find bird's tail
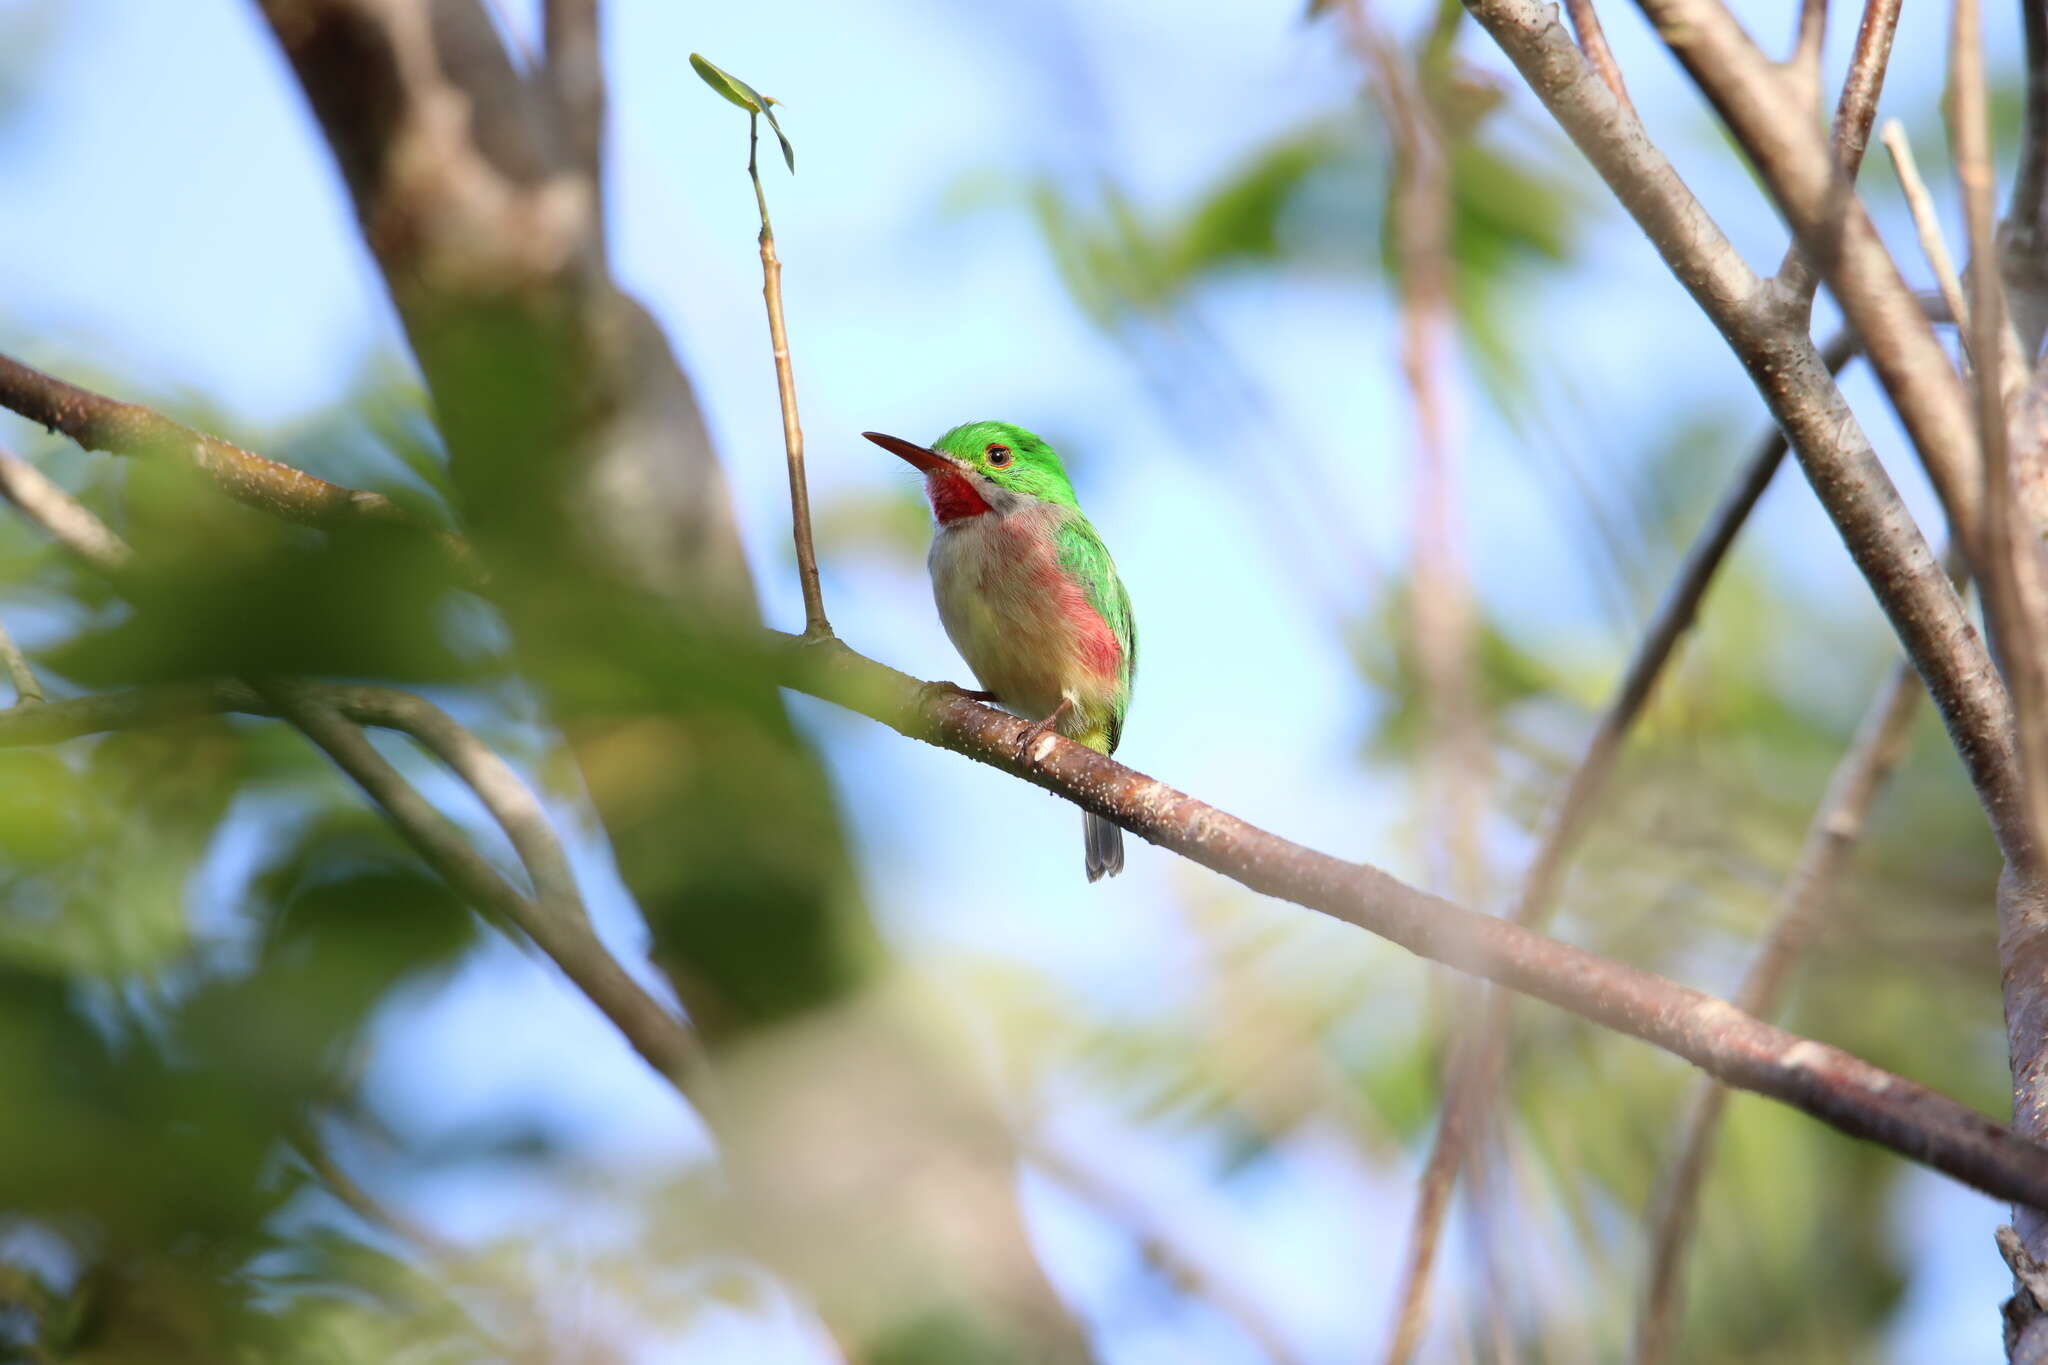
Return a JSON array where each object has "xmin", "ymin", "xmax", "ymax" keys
[{"xmin": 1084, "ymin": 811, "xmax": 1124, "ymax": 882}]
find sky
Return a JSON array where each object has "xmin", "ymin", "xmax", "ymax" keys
[{"xmin": 0, "ymin": 0, "xmax": 2029, "ymax": 1360}]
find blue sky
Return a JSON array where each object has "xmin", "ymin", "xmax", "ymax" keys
[{"xmin": 0, "ymin": 0, "xmax": 2028, "ymax": 1359}]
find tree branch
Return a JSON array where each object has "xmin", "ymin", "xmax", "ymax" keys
[
  {"xmin": 265, "ymin": 680, "xmax": 709, "ymax": 1100},
  {"xmin": 1775, "ymin": 0, "xmax": 1904, "ymax": 303},
  {"xmin": 1463, "ymin": 0, "xmax": 2025, "ymax": 867},
  {"xmin": 1628, "ymin": 0, "xmax": 1988, "ymax": 555},
  {"xmin": 0, "ymin": 354, "xmax": 428, "ymax": 535},
  {"xmin": 775, "ymin": 632, "xmax": 2048, "ymax": 1209},
  {"xmin": 1563, "ymin": 0, "xmax": 1633, "ymax": 112},
  {"xmin": 1885, "ymin": 121, "xmax": 1976, "ymax": 350}
]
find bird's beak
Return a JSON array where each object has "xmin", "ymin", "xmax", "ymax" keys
[{"xmin": 863, "ymin": 431, "xmax": 954, "ymax": 474}]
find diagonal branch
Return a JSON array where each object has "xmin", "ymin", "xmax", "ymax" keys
[{"xmin": 0, "ymin": 354, "xmax": 429, "ymax": 535}]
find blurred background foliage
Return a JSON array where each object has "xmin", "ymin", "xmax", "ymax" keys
[{"xmin": 0, "ymin": 0, "xmax": 2031, "ymax": 1361}]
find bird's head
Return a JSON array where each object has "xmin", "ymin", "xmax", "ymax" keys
[{"xmin": 864, "ymin": 421, "xmax": 1079, "ymax": 523}]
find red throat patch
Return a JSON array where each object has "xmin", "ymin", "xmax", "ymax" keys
[{"xmin": 926, "ymin": 469, "xmax": 991, "ymax": 523}]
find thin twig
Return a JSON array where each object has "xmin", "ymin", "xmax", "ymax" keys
[
  {"xmin": 0, "ymin": 454, "xmax": 705, "ymax": 1112},
  {"xmin": 1884, "ymin": 121, "xmax": 1975, "ymax": 349},
  {"xmin": 1627, "ymin": 0, "xmax": 1990, "ymax": 576},
  {"xmin": 0, "ymin": 354, "xmax": 427, "ymax": 536},
  {"xmin": 1635, "ymin": 648, "xmax": 1927, "ymax": 1365},
  {"xmin": 1379, "ymin": 329, "xmax": 1858, "ymax": 1364},
  {"xmin": 746, "ymin": 115, "xmax": 829, "ymax": 640},
  {"xmin": 1775, "ymin": 0, "xmax": 1904, "ymax": 302},
  {"xmin": 254, "ymin": 681, "xmax": 708, "ymax": 1102},
  {"xmin": 1468, "ymin": 0, "xmax": 2022, "ymax": 867},
  {"xmin": 1789, "ymin": 0, "xmax": 1827, "ymax": 112},
  {"xmin": 0, "ymin": 615, "xmax": 40, "ymax": 705},
  {"xmin": 1564, "ymin": 0, "xmax": 1633, "ymax": 111},
  {"xmin": 0, "ymin": 447, "xmax": 132, "ymax": 572}
]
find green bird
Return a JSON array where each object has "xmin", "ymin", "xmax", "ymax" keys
[{"xmin": 864, "ymin": 422, "xmax": 1136, "ymax": 881}]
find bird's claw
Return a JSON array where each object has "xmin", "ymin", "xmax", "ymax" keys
[
  {"xmin": 920, "ymin": 680, "xmax": 998, "ymax": 708},
  {"xmin": 1013, "ymin": 716, "xmax": 1057, "ymax": 763}
]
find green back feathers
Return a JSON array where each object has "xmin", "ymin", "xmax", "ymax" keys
[
  {"xmin": 1055, "ymin": 516, "xmax": 1137, "ymax": 750},
  {"xmin": 931, "ymin": 421, "xmax": 1081, "ymax": 509}
]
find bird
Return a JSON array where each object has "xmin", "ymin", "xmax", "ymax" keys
[{"xmin": 864, "ymin": 421, "xmax": 1136, "ymax": 881}]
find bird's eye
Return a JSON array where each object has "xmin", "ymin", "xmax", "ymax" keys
[{"xmin": 985, "ymin": 444, "xmax": 1013, "ymax": 467}]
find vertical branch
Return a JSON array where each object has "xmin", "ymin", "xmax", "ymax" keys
[
  {"xmin": 1885, "ymin": 121, "xmax": 1976, "ymax": 352},
  {"xmin": 748, "ymin": 113, "xmax": 830, "ymax": 639},
  {"xmin": 1635, "ymin": 648, "xmax": 1928, "ymax": 1365}
]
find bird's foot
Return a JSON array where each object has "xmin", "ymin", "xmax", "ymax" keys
[
  {"xmin": 1013, "ymin": 698, "xmax": 1075, "ymax": 764},
  {"xmin": 920, "ymin": 680, "xmax": 999, "ymax": 707}
]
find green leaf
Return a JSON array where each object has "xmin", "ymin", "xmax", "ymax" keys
[
  {"xmin": 689, "ymin": 53, "xmax": 766, "ymax": 114},
  {"xmin": 689, "ymin": 54, "xmax": 795, "ymax": 173},
  {"xmin": 761, "ymin": 101, "xmax": 796, "ymax": 174}
]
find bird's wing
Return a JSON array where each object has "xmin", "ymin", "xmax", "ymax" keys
[{"xmin": 1055, "ymin": 515, "xmax": 1136, "ymax": 747}]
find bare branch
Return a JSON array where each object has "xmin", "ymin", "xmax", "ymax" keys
[
  {"xmin": 1637, "ymin": 650, "xmax": 1925, "ymax": 1365},
  {"xmin": 1564, "ymin": 0, "xmax": 1634, "ymax": 111},
  {"xmin": 0, "ymin": 446, "xmax": 133, "ymax": 572},
  {"xmin": 1885, "ymin": 121, "xmax": 1976, "ymax": 348},
  {"xmin": 1382, "ymin": 329, "xmax": 1860, "ymax": 1364},
  {"xmin": 0, "ymin": 666, "xmax": 706, "ymax": 1105},
  {"xmin": 745, "ymin": 115, "xmax": 830, "ymax": 639},
  {"xmin": 0, "ymin": 354, "xmax": 431, "ymax": 537},
  {"xmin": 2005, "ymin": 0, "xmax": 2048, "ymax": 354},
  {"xmin": 1628, "ymin": 0, "xmax": 1988, "ymax": 557},
  {"xmin": 263, "ymin": 680, "xmax": 710, "ymax": 1101},
  {"xmin": 1829, "ymin": 0, "xmax": 1901, "ymax": 182},
  {"xmin": 776, "ymin": 632, "xmax": 2048, "ymax": 1209},
  {"xmin": 1776, "ymin": 0, "xmax": 1904, "ymax": 302}
]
